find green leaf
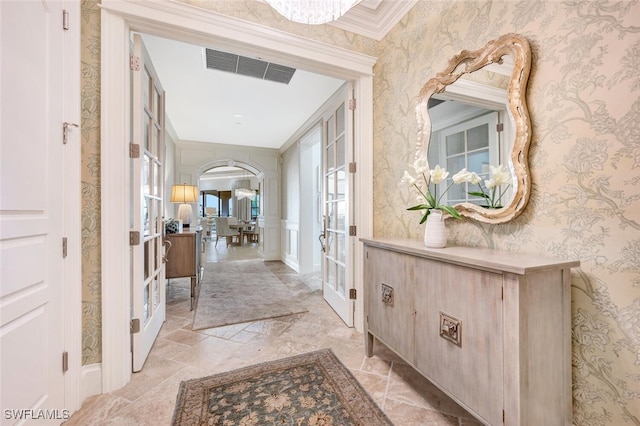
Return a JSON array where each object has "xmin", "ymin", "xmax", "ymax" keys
[
  {"xmin": 407, "ymin": 204, "xmax": 429, "ymax": 211},
  {"xmin": 437, "ymin": 205, "xmax": 462, "ymax": 219},
  {"xmin": 424, "ymin": 191, "xmax": 436, "ymax": 207},
  {"xmin": 468, "ymin": 191, "xmax": 490, "ymax": 200},
  {"xmin": 419, "ymin": 210, "xmax": 430, "ymax": 224}
]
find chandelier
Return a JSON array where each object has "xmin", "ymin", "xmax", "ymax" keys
[{"xmin": 264, "ymin": 0, "xmax": 362, "ymax": 25}]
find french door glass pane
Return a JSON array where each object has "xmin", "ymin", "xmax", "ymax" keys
[
  {"xmin": 468, "ymin": 124, "xmax": 489, "ymax": 151},
  {"xmin": 336, "ymin": 135, "xmax": 345, "ymax": 167},
  {"xmin": 446, "ymin": 132, "xmax": 465, "ymax": 155},
  {"xmin": 327, "ymin": 115, "xmax": 335, "ymax": 141},
  {"xmin": 144, "ymin": 113, "xmax": 150, "ymax": 151},
  {"xmin": 143, "ymin": 156, "xmax": 150, "ymax": 195},
  {"xmin": 327, "ymin": 173, "xmax": 335, "ymax": 200},
  {"xmin": 337, "ymin": 232, "xmax": 345, "ymax": 261},
  {"xmin": 153, "ymin": 277, "xmax": 159, "ymax": 309},
  {"xmin": 337, "ymin": 170, "xmax": 346, "ymax": 198},
  {"xmin": 327, "ymin": 143, "xmax": 335, "ymax": 171},
  {"xmin": 144, "ymin": 240, "xmax": 149, "ymax": 280},
  {"xmin": 337, "ymin": 265, "xmax": 345, "ymax": 295},
  {"xmin": 336, "ymin": 103, "xmax": 345, "ymax": 133},
  {"xmin": 143, "ymin": 283, "xmax": 150, "ymax": 324}
]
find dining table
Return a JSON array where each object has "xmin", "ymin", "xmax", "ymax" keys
[{"xmin": 228, "ymin": 221, "xmax": 256, "ymax": 245}]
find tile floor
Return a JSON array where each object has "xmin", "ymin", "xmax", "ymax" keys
[{"xmin": 66, "ymin": 241, "xmax": 481, "ymax": 425}]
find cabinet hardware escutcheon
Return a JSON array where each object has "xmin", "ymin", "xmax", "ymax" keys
[
  {"xmin": 440, "ymin": 312, "xmax": 462, "ymax": 346},
  {"xmin": 381, "ymin": 283, "xmax": 394, "ymax": 306}
]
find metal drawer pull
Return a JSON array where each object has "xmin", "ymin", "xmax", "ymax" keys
[{"xmin": 440, "ymin": 312, "xmax": 462, "ymax": 346}]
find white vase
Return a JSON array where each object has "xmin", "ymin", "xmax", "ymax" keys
[{"xmin": 424, "ymin": 210, "xmax": 447, "ymax": 248}]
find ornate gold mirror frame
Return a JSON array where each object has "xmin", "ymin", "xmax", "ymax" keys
[{"xmin": 415, "ymin": 33, "xmax": 532, "ymax": 224}]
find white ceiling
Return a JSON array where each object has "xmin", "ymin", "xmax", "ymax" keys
[{"xmin": 140, "ymin": 0, "xmax": 417, "ymax": 151}]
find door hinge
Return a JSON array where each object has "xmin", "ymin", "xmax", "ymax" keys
[
  {"xmin": 130, "ymin": 318, "xmax": 140, "ymax": 334},
  {"xmin": 62, "ymin": 10, "xmax": 70, "ymax": 31},
  {"xmin": 348, "ymin": 99, "xmax": 356, "ymax": 111},
  {"xmin": 349, "ymin": 225, "xmax": 357, "ymax": 236},
  {"xmin": 349, "ymin": 288, "xmax": 357, "ymax": 299},
  {"xmin": 496, "ymin": 123, "xmax": 504, "ymax": 132},
  {"xmin": 62, "ymin": 237, "xmax": 68, "ymax": 258},
  {"xmin": 130, "ymin": 55, "xmax": 141, "ymax": 71},
  {"xmin": 63, "ymin": 122, "xmax": 79, "ymax": 144},
  {"xmin": 129, "ymin": 143, "xmax": 140, "ymax": 159},
  {"xmin": 62, "ymin": 351, "xmax": 69, "ymax": 373},
  {"xmin": 129, "ymin": 231, "xmax": 141, "ymax": 246},
  {"xmin": 348, "ymin": 162, "xmax": 357, "ymax": 173}
]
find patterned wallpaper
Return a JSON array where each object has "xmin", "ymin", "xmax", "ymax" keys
[
  {"xmin": 80, "ymin": 0, "xmax": 638, "ymax": 423},
  {"xmin": 373, "ymin": 2, "xmax": 639, "ymax": 425},
  {"xmin": 80, "ymin": 0, "xmax": 102, "ymax": 365}
]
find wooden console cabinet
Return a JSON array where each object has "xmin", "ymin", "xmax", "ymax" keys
[
  {"xmin": 165, "ymin": 228, "xmax": 202, "ymax": 310},
  {"xmin": 361, "ymin": 238, "xmax": 579, "ymax": 426}
]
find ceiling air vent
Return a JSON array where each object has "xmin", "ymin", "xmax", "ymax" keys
[{"xmin": 205, "ymin": 48, "xmax": 296, "ymax": 84}]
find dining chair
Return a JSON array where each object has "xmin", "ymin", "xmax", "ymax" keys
[{"xmin": 214, "ymin": 217, "xmax": 240, "ymax": 247}]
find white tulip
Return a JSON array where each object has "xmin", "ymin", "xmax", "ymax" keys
[{"xmin": 430, "ymin": 165, "xmax": 449, "ymax": 184}]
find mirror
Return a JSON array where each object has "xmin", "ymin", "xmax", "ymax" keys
[{"xmin": 415, "ymin": 33, "xmax": 532, "ymax": 224}]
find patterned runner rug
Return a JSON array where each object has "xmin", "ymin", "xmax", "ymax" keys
[
  {"xmin": 192, "ymin": 259, "xmax": 309, "ymax": 330},
  {"xmin": 172, "ymin": 349, "xmax": 392, "ymax": 425}
]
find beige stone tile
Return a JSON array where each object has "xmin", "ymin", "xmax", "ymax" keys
[
  {"xmin": 227, "ymin": 329, "xmax": 259, "ymax": 343},
  {"xmin": 170, "ymin": 335, "xmax": 243, "ymax": 372},
  {"xmin": 157, "ymin": 314, "xmax": 192, "ymax": 339},
  {"xmin": 351, "ymin": 370, "xmax": 389, "ymax": 407},
  {"xmin": 383, "ymin": 399, "xmax": 460, "ymax": 426},
  {"xmin": 112, "ymin": 355, "xmax": 185, "ymax": 402},
  {"xmin": 101, "ymin": 366, "xmax": 209, "ymax": 426},
  {"xmin": 64, "ymin": 393, "xmax": 130, "ymax": 425},
  {"xmin": 163, "ymin": 328, "xmax": 208, "ymax": 346},
  {"xmin": 150, "ymin": 338, "xmax": 191, "ymax": 360},
  {"xmin": 387, "ymin": 363, "xmax": 472, "ymax": 418},
  {"xmin": 244, "ymin": 318, "xmax": 292, "ymax": 336},
  {"xmin": 198, "ymin": 321, "xmax": 250, "ymax": 339}
]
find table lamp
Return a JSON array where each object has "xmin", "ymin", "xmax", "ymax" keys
[{"xmin": 170, "ymin": 184, "xmax": 198, "ymax": 228}]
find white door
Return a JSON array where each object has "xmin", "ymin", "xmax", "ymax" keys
[
  {"xmin": 1, "ymin": 0, "xmax": 68, "ymax": 423},
  {"xmin": 131, "ymin": 34, "xmax": 166, "ymax": 372},
  {"xmin": 320, "ymin": 85, "xmax": 355, "ymax": 326}
]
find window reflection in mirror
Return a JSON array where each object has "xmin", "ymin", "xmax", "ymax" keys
[{"xmin": 428, "ymin": 56, "xmax": 515, "ymax": 208}]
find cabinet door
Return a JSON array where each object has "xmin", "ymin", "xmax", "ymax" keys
[
  {"xmin": 413, "ymin": 259, "xmax": 503, "ymax": 425},
  {"xmin": 364, "ymin": 247, "xmax": 414, "ymax": 359}
]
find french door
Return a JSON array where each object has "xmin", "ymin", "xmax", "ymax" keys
[
  {"xmin": 130, "ymin": 34, "xmax": 166, "ymax": 372},
  {"xmin": 321, "ymin": 84, "xmax": 355, "ymax": 326}
]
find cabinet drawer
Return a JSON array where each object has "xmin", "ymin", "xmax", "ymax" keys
[
  {"xmin": 413, "ymin": 259, "xmax": 503, "ymax": 425},
  {"xmin": 365, "ymin": 247, "xmax": 413, "ymax": 358}
]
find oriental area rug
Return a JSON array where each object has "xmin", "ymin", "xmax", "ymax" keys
[
  {"xmin": 191, "ymin": 259, "xmax": 309, "ymax": 330},
  {"xmin": 171, "ymin": 349, "xmax": 392, "ymax": 426}
]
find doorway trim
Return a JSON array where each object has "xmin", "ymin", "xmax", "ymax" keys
[{"xmin": 100, "ymin": 0, "xmax": 375, "ymax": 392}]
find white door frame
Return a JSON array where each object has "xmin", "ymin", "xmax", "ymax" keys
[{"xmin": 100, "ymin": 0, "xmax": 375, "ymax": 392}]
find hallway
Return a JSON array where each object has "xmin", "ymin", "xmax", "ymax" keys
[{"xmin": 66, "ymin": 241, "xmax": 479, "ymax": 425}]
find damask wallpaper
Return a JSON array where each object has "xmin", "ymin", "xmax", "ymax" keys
[
  {"xmin": 373, "ymin": 2, "xmax": 639, "ymax": 424},
  {"xmin": 80, "ymin": 0, "xmax": 639, "ymax": 423}
]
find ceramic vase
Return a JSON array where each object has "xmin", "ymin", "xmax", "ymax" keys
[{"xmin": 424, "ymin": 209, "xmax": 447, "ymax": 248}]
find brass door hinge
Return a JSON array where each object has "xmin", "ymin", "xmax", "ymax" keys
[
  {"xmin": 348, "ymin": 162, "xmax": 357, "ymax": 173},
  {"xmin": 130, "ymin": 55, "xmax": 140, "ymax": 71},
  {"xmin": 349, "ymin": 225, "xmax": 357, "ymax": 236},
  {"xmin": 349, "ymin": 288, "xmax": 357, "ymax": 299},
  {"xmin": 496, "ymin": 123, "xmax": 504, "ymax": 132},
  {"xmin": 130, "ymin": 318, "xmax": 140, "ymax": 334},
  {"xmin": 129, "ymin": 231, "xmax": 141, "ymax": 246},
  {"xmin": 129, "ymin": 143, "xmax": 140, "ymax": 159}
]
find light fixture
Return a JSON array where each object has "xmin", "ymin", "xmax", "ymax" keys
[
  {"xmin": 170, "ymin": 184, "xmax": 198, "ymax": 228},
  {"xmin": 235, "ymin": 187, "xmax": 256, "ymax": 201},
  {"xmin": 264, "ymin": 0, "xmax": 362, "ymax": 25}
]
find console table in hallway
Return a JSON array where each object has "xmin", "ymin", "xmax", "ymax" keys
[{"xmin": 165, "ymin": 227, "xmax": 202, "ymax": 310}]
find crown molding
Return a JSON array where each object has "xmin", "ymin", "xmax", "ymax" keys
[{"xmin": 330, "ymin": 0, "xmax": 418, "ymax": 40}]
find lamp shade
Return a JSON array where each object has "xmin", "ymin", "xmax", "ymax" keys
[{"xmin": 170, "ymin": 184, "xmax": 198, "ymax": 203}]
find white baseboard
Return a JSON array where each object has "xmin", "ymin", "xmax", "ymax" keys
[
  {"xmin": 283, "ymin": 253, "xmax": 300, "ymax": 272},
  {"xmin": 80, "ymin": 363, "xmax": 102, "ymax": 400}
]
